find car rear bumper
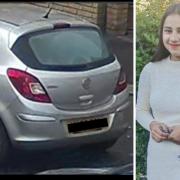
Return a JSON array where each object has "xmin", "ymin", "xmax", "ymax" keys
[
  {"xmin": 3, "ymin": 110, "xmax": 129, "ymax": 151},
  {"xmin": 1, "ymin": 89, "xmax": 129, "ymax": 150},
  {"xmin": 12, "ymin": 126, "xmax": 127, "ymax": 151},
  {"xmin": 12, "ymin": 113, "xmax": 128, "ymax": 150}
]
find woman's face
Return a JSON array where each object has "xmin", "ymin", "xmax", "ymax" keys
[{"xmin": 163, "ymin": 14, "xmax": 180, "ymax": 61}]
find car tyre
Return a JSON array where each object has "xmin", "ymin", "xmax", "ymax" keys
[{"xmin": 0, "ymin": 120, "xmax": 11, "ymax": 165}]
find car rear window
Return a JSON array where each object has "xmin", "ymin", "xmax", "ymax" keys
[{"xmin": 11, "ymin": 27, "xmax": 115, "ymax": 71}]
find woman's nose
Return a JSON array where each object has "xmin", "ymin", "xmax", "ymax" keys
[{"xmin": 170, "ymin": 32, "xmax": 179, "ymax": 42}]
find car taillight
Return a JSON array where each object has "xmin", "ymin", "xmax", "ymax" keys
[
  {"xmin": 114, "ymin": 67, "xmax": 127, "ymax": 94},
  {"xmin": 7, "ymin": 68, "xmax": 51, "ymax": 103}
]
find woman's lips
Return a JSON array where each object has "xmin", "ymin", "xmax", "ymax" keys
[{"xmin": 169, "ymin": 44, "xmax": 180, "ymax": 49}]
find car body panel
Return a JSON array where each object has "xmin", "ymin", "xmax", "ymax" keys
[{"xmin": 26, "ymin": 59, "xmax": 120, "ymax": 110}]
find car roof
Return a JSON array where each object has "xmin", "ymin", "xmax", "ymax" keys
[
  {"xmin": 0, "ymin": 3, "xmax": 91, "ymax": 27},
  {"xmin": 0, "ymin": 3, "xmax": 98, "ymax": 48}
]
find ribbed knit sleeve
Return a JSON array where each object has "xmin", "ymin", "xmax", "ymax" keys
[{"xmin": 136, "ymin": 63, "xmax": 155, "ymax": 131}]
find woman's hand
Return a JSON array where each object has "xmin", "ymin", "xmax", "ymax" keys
[
  {"xmin": 149, "ymin": 121, "xmax": 170, "ymax": 142},
  {"xmin": 168, "ymin": 125, "xmax": 180, "ymax": 144}
]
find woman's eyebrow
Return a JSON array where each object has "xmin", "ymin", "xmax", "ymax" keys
[
  {"xmin": 163, "ymin": 26, "xmax": 180, "ymax": 30},
  {"xmin": 163, "ymin": 26, "xmax": 171, "ymax": 29}
]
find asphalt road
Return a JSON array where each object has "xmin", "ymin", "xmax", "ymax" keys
[{"xmin": 0, "ymin": 95, "xmax": 133, "ymax": 175}]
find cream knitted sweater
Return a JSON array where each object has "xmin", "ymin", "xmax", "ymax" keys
[{"xmin": 136, "ymin": 57, "xmax": 180, "ymax": 180}]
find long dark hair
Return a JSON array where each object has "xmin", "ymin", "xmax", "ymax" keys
[{"xmin": 151, "ymin": 3, "xmax": 180, "ymax": 62}]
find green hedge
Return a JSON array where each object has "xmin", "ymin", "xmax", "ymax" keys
[{"xmin": 136, "ymin": 0, "xmax": 178, "ymax": 179}]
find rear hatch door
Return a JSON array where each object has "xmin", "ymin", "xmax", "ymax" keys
[{"xmin": 11, "ymin": 26, "xmax": 121, "ymax": 110}]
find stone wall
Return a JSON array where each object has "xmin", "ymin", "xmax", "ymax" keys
[
  {"xmin": 30, "ymin": 2, "xmax": 132, "ymax": 35},
  {"xmin": 106, "ymin": 3, "xmax": 129, "ymax": 34}
]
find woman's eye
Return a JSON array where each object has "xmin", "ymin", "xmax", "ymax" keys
[{"xmin": 164, "ymin": 29, "xmax": 171, "ymax": 33}]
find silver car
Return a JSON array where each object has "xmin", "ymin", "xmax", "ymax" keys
[{"xmin": 0, "ymin": 3, "xmax": 129, "ymax": 163}]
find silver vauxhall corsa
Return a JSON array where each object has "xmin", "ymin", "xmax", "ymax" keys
[{"xmin": 0, "ymin": 3, "xmax": 129, "ymax": 163}]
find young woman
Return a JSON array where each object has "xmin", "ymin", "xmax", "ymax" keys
[{"xmin": 136, "ymin": 3, "xmax": 180, "ymax": 180}]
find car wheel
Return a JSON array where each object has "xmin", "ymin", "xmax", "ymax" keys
[{"xmin": 0, "ymin": 120, "xmax": 11, "ymax": 164}]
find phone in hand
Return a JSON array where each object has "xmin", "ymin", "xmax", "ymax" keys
[{"xmin": 159, "ymin": 126, "xmax": 171, "ymax": 134}]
